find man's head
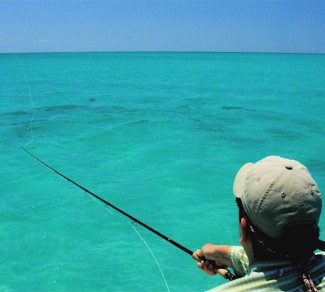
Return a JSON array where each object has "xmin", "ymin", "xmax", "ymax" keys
[
  {"xmin": 233, "ymin": 156, "xmax": 322, "ymax": 240},
  {"xmin": 233, "ymin": 156, "xmax": 323, "ymax": 290}
]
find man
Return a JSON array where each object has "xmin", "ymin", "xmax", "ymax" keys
[{"xmin": 194, "ymin": 156, "xmax": 325, "ymax": 291}]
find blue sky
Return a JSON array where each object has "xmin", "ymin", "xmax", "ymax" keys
[{"xmin": 1, "ymin": 0, "xmax": 325, "ymax": 53}]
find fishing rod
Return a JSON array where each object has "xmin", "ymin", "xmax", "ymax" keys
[{"xmin": 23, "ymin": 147, "xmax": 236, "ymax": 281}]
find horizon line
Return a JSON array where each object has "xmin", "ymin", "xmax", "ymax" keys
[{"xmin": 1, "ymin": 50, "xmax": 325, "ymax": 55}]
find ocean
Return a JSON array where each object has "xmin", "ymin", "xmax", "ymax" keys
[{"xmin": 1, "ymin": 52, "xmax": 324, "ymax": 291}]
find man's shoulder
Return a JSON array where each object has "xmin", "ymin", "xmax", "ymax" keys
[
  {"xmin": 313, "ymin": 252, "xmax": 325, "ymax": 265},
  {"xmin": 311, "ymin": 252, "xmax": 325, "ymax": 272},
  {"xmin": 208, "ymin": 254, "xmax": 325, "ymax": 292}
]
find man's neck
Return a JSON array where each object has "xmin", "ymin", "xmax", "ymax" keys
[{"xmin": 243, "ymin": 241, "xmax": 255, "ymax": 265}]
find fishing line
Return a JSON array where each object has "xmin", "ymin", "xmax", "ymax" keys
[
  {"xmin": 23, "ymin": 147, "xmax": 236, "ymax": 281},
  {"xmin": 102, "ymin": 203, "xmax": 171, "ymax": 292},
  {"xmin": 13, "ymin": 49, "xmax": 236, "ymax": 284},
  {"xmin": 9, "ymin": 47, "xmax": 36, "ymax": 148},
  {"xmin": 84, "ymin": 192, "xmax": 171, "ymax": 291},
  {"xmin": 23, "ymin": 146, "xmax": 194, "ymax": 255},
  {"xmin": 10, "ymin": 48, "xmax": 174, "ymax": 288},
  {"xmin": 126, "ymin": 220, "xmax": 171, "ymax": 292}
]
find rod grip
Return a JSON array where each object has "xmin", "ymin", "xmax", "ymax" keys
[{"xmin": 192, "ymin": 252, "xmax": 236, "ymax": 281}]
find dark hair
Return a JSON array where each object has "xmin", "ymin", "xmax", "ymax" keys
[
  {"xmin": 236, "ymin": 197, "xmax": 322, "ymax": 291},
  {"xmin": 235, "ymin": 198, "xmax": 320, "ymax": 261}
]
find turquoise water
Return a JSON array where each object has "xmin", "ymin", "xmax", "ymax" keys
[{"xmin": 1, "ymin": 52, "xmax": 325, "ymax": 291}]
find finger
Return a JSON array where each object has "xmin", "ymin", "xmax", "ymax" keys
[
  {"xmin": 197, "ymin": 260, "xmax": 205, "ymax": 269},
  {"xmin": 192, "ymin": 249, "xmax": 203, "ymax": 261},
  {"xmin": 205, "ymin": 261, "xmax": 217, "ymax": 274},
  {"xmin": 202, "ymin": 262, "xmax": 217, "ymax": 276}
]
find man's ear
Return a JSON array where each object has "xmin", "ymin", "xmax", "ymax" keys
[{"xmin": 239, "ymin": 217, "xmax": 249, "ymax": 244}]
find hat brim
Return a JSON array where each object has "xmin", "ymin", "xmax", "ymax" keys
[{"xmin": 233, "ymin": 162, "xmax": 254, "ymax": 198}]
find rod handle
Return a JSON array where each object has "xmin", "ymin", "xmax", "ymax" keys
[{"xmin": 192, "ymin": 252, "xmax": 236, "ymax": 281}]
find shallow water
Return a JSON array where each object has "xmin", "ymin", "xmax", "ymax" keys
[{"xmin": 1, "ymin": 52, "xmax": 325, "ymax": 291}]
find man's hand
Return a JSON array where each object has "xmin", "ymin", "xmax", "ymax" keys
[{"xmin": 193, "ymin": 244, "xmax": 232, "ymax": 276}]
